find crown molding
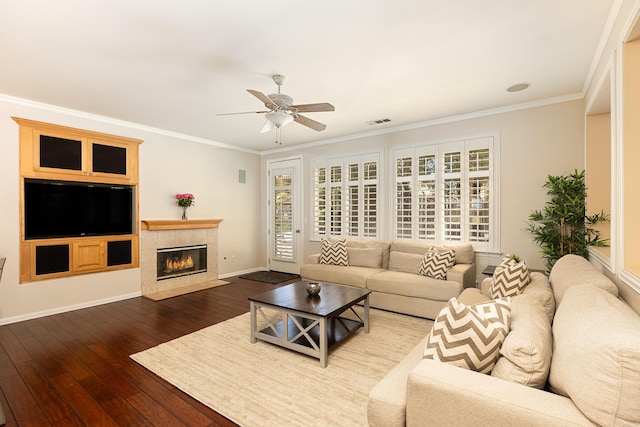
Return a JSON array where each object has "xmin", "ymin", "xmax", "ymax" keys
[
  {"xmin": 0, "ymin": 93, "xmax": 260, "ymax": 155},
  {"xmin": 261, "ymin": 92, "xmax": 585, "ymax": 155}
]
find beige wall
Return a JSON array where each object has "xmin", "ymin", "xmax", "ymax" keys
[
  {"xmin": 583, "ymin": 2, "xmax": 640, "ymax": 314},
  {"xmin": 623, "ymin": 39, "xmax": 640, "ymax": 276},
  {"xmin": 0, "ymin": 97, "xmax": 263, "ymax": 324},
  {"xmin": 261, "ymin": 100, "xmax": 586, "ymax": 277},
  {"xmin": 586, "ymin": 112, "xmax": 611, "ymax": 259}
]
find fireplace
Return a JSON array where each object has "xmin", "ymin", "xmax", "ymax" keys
[
  {"xmin": 157, "ymin": 244, "xmax": 207, "ymax": 280},
  {"xmin": 141, "ymin": 219, "xmax": 222, "ymax": 299}
]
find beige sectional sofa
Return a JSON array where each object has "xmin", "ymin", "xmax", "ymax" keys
[
  {"xmin": 300, "ymin": 240, "xmax": 476, "ymax": 319},
  {"xmin": 367, "ymin": 254, "xmax": 640, "ymax": 426}
]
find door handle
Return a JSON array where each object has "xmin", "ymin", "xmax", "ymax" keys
[{"xmin": 296, "ymin": 229, "xmax": 300, "ymax": 233}]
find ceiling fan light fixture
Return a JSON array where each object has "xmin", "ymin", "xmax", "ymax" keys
[{"xmin": 265, "ymin": 111, "xmax": 294, "ymax": 128}]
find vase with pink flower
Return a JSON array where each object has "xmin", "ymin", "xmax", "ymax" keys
[{"xmin": 176, "ymin": 193, "xmax": 195, "ymax": 220}]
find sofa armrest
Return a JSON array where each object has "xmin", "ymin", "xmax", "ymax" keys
[
  {"xmin": 406, "ymin": 359, "xmax": 593, "ymax": 426},
  {"xmin": 447, "ymin": 263, "xmax": 476, "ymax": 288},
  {"xmin": 308, "ymin": 253, "xmax": 320, "ymax": 264},
  {"xmin": 481, "ymin": 276, "xmax": 493, "ymax": 295}
]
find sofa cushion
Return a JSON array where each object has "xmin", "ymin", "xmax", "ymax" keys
[
  {"xmin": 437, "ymin": 243, "xmax": 475, "ymax": 264},
  {"xmin": 388, "ymin": 251, "xmax": 423, "ymax": 274},
  {"xmin": 458, "ymin": 287, "xmax": 491, "ymax": 305},
  {"xmin": 390, "ymin": 241, "xmax": 431, "ymax": 256},
  {"xmin": 424, "ymin": 298, "xmax": 511, "ymax": 374},
  {"xmin": 549, "ymin": 254, "xmax": 618, "ymax": 305},
  {"xmin": 347, "ymin": 246, "xmax": 383, "ymax": 268},
  {"xmin": 418, "ymin": 248, "xmax": 456, "ymax": 280},
  {"xmin": 549, "ymin": 284, "xmax": 640, "ymax": 426},
  {"xmin": 367, "ymin": 271, "xmax": 463, "ymax": 301},
  {"xmin": 333, "ymin": 238, "xmax": 391, "ymax": 269},
  {"xmin": 299, "ymin": 264, "xmax": 383, "ymax": 289},
  {"xmin": 520, "ymin": 272, "xmax": 555, "ymax": 323},
  {"xmin": 491, "ymin": 293, "xmax": 552, "ymax": 389},
  {"xmin": 489, "ymin": 257, "xmax": 531, "ymax": 299},
  {"xmin": 319, "ymin": 238, "xmax": 348, "ymax": 266}
]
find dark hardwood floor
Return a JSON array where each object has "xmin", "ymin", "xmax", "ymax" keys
[{"xmin": 0, "ymin": 276, "xmax": 295, "ymax": 426}]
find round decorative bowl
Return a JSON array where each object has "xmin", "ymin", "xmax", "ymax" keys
[{"xmin": 306, "ymin": 281, "xmax": 321, "ymax": 296}]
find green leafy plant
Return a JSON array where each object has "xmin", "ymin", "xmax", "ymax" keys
[{"xmin": 525, "ymin": 169, "xmax": 609, "ymax": 271}]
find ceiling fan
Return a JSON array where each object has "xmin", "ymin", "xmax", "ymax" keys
[{"xmin": 217, "ymin": 74, "xmax": 335, "ymax": 144}]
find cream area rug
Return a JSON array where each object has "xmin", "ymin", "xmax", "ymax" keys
[{"xmin": 131, "ymin": 309, "xmax": 431, "ymax": 427}]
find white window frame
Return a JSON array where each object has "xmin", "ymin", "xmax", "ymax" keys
[
  {"xmin": 312, "ymin": 152, "xmax": 381, "ymax": 241},
  {"xmin": 391, "ymin": 136, "xmax": 499, "ymax": 252}
]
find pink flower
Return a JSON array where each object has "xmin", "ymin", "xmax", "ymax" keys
[{"xmin": 176, "ymin": 193, "xmax": 195, "ymax": 207}]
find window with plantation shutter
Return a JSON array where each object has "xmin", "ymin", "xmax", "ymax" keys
[
  {"xmin": 395, "ymin": 153, "xmax": 413, "ymax": 239},
  {"xmin": 312, "ymin": 153, "xmax": 380, "ymax": 240},
  {"xmin": 392, "ymin": 136, "xmax": 498, "ymax": 251},
  {"xmin": 418, "ymin": 153, "xmax": 436, "ymax": 239},
  {"xmin": 468, "ymin": 148, "xmax": 491, "ymax": 243},
  {"xmin": 363, "ymin": 160, "xmax": 378, "ymax": 237},
  {"xmin": 443, "ymin": 150, "xmax": 462, "ymax": 241}
]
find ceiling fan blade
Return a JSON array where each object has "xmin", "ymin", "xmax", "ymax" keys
[
  {"xmin": 294, "ymin": 114, "xmax": 327, "ymax": 131},
  {"xmin": 215, "ymin": 110, "xmax": 269, "ymax": 116},
  {"xmin": 260, "ymin": 120, "xmax": 274, "ymax": 133},
  {"xmin": 291, "ymin": 102, "xmax": 335, "ymax": 113},
  {"xmin": 247, "ymin": 89, "xmax": 275, "ymax": 109}
]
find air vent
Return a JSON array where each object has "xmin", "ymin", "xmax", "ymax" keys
[{"xmin": 365, "ymin": 118, "xmax": 391, "ymax": 126}]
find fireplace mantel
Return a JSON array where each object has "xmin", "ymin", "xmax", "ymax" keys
[{"xmin": 141, "ymin": 219, "xmax": 223, "ymax": 231}]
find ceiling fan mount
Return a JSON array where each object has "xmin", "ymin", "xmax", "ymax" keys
[{"xmin": 216, "ymin": 74, "xmax": 335, "ymax": 144}]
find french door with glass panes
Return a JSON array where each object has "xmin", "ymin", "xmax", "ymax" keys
[{"xmin": 267, "ymin": 158, "xmax": 302, "ymax": 274}]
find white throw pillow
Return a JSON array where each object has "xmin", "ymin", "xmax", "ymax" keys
[
  {"xmin": 424, "ymin": 297, "xmax": 511, "ymax": 374},
  {"xmin": 319, "ymin": 239, "xmax": 348, "ymax": 266}
]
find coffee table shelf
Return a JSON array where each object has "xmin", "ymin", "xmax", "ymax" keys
[{"xmin": 259, "ymin": 315, "xmax": 363, "ymax": 349}]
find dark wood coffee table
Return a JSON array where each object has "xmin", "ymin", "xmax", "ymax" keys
[{"xmin": 249, "ymin": 281, "xmax": 371, "ymax": 368}]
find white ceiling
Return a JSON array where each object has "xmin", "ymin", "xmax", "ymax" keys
[{"xmin": 0, "ymin": 1, "xmax": 615, "ymax": 152}]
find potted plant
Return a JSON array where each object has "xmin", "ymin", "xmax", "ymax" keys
[{"xmin": 525, "ymin": 169, "xmax": 609, "ymax": 271}]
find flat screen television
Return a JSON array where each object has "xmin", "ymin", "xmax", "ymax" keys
[{"xmin": 24, "ymin": 179, "xmax": 134, "ymax": 240}]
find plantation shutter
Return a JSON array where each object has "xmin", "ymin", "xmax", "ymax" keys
[
  {"xmin": 417, "ymin": 147, "xmax": 437, "ymax": 241},
  {"xmin": 273, "ymin": 172, "xmax": 293, "ymax": 260},
  {"xmin": 363, "ymin": 156, "xmax": 378, "ymax": 237},
  {"xmin": 442, "ymin": 145, "xmax": 462, "ymax": 241},
  {"xmin": 467, "ymin": 139, "xmax": 492, "ymax": 243},
  {"xmin": 312, "ymin": 153, "xmax": 380, "ymax": 240},
  {"xmin": 392, "ymin": 136, "xmax": 497, "ymax": 251},
  {"xmin": 395, "ymin": 148, "xmax": 413, "ymax": 239},
  {"xmin": 313, "ymin": 161, "xmax": 327, "ymax": 239}
]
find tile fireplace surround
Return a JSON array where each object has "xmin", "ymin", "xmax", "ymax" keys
[{"xmin": 140, "ymin": 219, "xmax": 223, "ymax": 300}]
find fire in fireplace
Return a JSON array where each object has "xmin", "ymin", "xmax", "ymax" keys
[{"xmin": 157, "ymin": 244, "xmax": 207, "ymax": 280}]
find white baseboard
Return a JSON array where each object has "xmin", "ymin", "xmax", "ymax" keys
[
  {"xmin": 0, "ymin": 291, "xmax": 142, "ymax": 326},
  {"xmin": 1, "ymin": 268, "xmax": 272, "ymax": 325}
]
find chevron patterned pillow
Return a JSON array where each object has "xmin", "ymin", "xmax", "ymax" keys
[
  {"xmin": 418, "ymin": 247, "xmax": 456, "ymax": 279},
  {"xmin": 490, "ymin": 257, "xmax": 531, "ymax": 299},
  {"xmin": 319, "ymin": 239, "xmax": 349, "ymax": 266},
  {"xmin": 424, "ymin": 297, "xmax": 511, "ymax": 374}
]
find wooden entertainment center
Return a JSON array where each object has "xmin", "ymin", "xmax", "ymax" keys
[{"xmin": 14, "ymin": 117, "xmax": 142, "ymax": 283}]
